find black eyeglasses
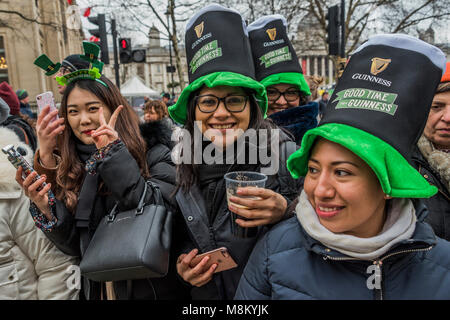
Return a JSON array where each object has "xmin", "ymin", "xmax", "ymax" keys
[
  {"xmin": 194, "ymin": 94, "xmax": 249, "ymax": 113},
  {"xmin": 266, "ymin": 88, "xmax": 301, "ymax": 102},
  {"xmin": 58, "ymin": 66, "xmax": 72, "ymax": 75}
]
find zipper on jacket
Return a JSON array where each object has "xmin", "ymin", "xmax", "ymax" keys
[
  {"xmin": 322, "ymin": 245, "xmax": 433, "ymax": 300},
  {"xmin": 208, "ymin": 226, "xmax": 217, "ymax": 247}
]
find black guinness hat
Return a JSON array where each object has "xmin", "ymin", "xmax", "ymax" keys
[
  {"xmin": 288, "ymin": 34, "xmax": 446, "ymax": 198},
  {"xmin": 247, "ymin": 15, "xmax": 310, "ymax": 96},
  {"xmin": 168, "ymin": 4, "xmax": 267, "ymax": 125}
]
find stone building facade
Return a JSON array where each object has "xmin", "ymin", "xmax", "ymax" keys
[{"xmin": 0, "ymin": 0, "xmax": 84, "ymax": 103}]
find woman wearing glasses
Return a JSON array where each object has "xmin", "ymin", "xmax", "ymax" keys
[
  {"xmin": 247, "ymin": 15, "xmax": 318, "ymax": 145},
  {"xmin": 167, "ymin": 5, "xmax": 301, "ymax": 300},
  {"xmin": 235, "ymin": 35, "xmax": 450, "ymax": 300}
]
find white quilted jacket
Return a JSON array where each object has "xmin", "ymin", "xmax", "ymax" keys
[{"xmin": 0, "ymin": 127, "xmax": 79, "ymax": 299}]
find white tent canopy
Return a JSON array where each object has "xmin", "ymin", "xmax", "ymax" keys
[{"xmin": 120, "ymin": 76, "xmax": 160, "ymax": 99}]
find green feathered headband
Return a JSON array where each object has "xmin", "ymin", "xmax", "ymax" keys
[
  {"xmin": 56, "ymin": 42, "xmax": 107, "ymax": 87},
  {"xmin": 34, "ymin": 42, "xmax": 107, "ymax": 87}
]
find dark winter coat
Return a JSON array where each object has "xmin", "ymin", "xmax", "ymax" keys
[
  {"xmin": 40, "ymin": 120, "xmax": 189, "ymax": 300},
  {"xmin": 19, "ymin": 102, "xmax": 36, "ymax": 119},
  {"xmin": 411, "ymin": 147, "xmax": 450, "ymax": 241},
  {"xmin": 268, "ymin": 102, "xmax": 318, "ymax": 145},
  {"xmin": 175, "ymin": 131, "xmax": 303, "ymax": 300},
  {"xmin": 234, "ymin": 200, "xmax": 450, "ymax": 300}
]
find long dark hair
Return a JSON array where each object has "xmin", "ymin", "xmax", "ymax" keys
[
  {"xmin": 176, "ymin": 86, "xmax": 278, "ymax": 192},
  {"xmin": 56, "ymin": 76, "xmax": 149, "ymax": 212}
]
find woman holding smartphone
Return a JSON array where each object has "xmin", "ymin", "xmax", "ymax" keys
[
  {"xmin": 168, "ymin": 4, "xmax": 302, "ymax": 300},
  {"xmin": 235, "ymin": 35, "xmax": 450, "ymax": 300},
  {"xmin": 16, "ymin": 48, "xmax": 188, "ymax": 300}
]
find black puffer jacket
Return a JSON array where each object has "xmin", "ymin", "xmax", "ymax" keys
[
  {"xmin": 41, "ymin": 120, "xmax": 189, "ymax": 300},
  {"xmin": 175, "ymin": 131, "xmax": 303, "ymax": 300},
  {"xmin": 411, "ymin": 146, "xmax": 450, "ymax": 241}
]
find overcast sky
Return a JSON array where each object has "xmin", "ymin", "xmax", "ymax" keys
[{"xmin": 77, "ymin": 0, "xmax": 449, "ymax": 49}]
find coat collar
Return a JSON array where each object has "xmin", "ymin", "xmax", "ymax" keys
[{"xmin": 139, "ymin": 119, "xmax": 174, "ymax": 151}]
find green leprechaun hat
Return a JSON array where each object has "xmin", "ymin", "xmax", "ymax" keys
[
  {"xmin": 287, "ymin": 34, "xmax": 446, "ymax": 198},
  {"xmin": 55, "ymin": 41, "xmax": 106, "ymax": 87},
  {"xmin": 168, "ymin": 4, "xmax": 267, "ymax": 125},
  {"xmin": 33, "ymin": 54, "xmax": 61, "ymax": 76},
  {"xmin": 247, "ymin": 15, "xmax": 310, "ymax": 97},
  {"xmin": 79, "ymin": 41, "xmax": 104, "ymax": 73}
]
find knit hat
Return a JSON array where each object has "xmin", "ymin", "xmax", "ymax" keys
[
  {"xmin": 61, "ymin": 54, "xmax": 90, "ymax": 73},
  {"xmin": 247, "ymin": 15, "xmax": 310, "ymax": 96},
  {"xmin": 15, "ymin": 89, "xmax": 29, "ymax": 101},
  {"xmin": 287, "ymin": 34, "xmax": 446, "ymax": 198},
  {"xmin": 0, "ymin": 97, "xmax": 9, "ymax": 124},
  {"xmin": 441, "ymin": 61, "xmax": 450, "ymax": 83},
  {"xmin": 0, "ymin": 82, "xmax": 20, "ymax": 115},
  {"xmin": 168, "ymin": 4, "xmax": 267, "ymax": 125}
]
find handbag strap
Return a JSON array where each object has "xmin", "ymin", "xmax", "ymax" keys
[{"xmin": 108, "ymin": 180, "xmax": 164, "ymax": 221}]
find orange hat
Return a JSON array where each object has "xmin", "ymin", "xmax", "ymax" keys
[{"xmin": 442, "ymin": 62, "xmax": 450, "ymax": 83}]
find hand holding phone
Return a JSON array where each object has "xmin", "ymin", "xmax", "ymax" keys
[
  {"xmin": 6, "ymin": 144, "xmax": 54, "ymax": 219},
  {"xmin": 35, "ymin": 91, "xmax": 65, "ymax": 167},
  {"xmin": 189, "ymin": 247, "xmax": 237, "ymax": 274},
  {"xmin": 2, "ymin": 144, "xmax": 46, "ymax": 191},
  {"xmin": 36, "ymin": 91, "xmax": 59, "ymax": 123}
]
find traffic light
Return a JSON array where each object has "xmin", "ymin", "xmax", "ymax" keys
[
  {"xmin": 166, "ymin": 65, "xmax": 176, "ymax": 73},
  {"xmin": 325, "ymin": 5, "xmax": 339, "ymax": 56},
  {"xmin": 88, "ymin": 14, "xmax": 109, "ymax": 64},
  {"xmin": 119, "ymin": 38, "xmax": 132, "ymax": 63},
  {"xmin": 132, "ymin": 49, "xmax": 146, "ymax": 63}
]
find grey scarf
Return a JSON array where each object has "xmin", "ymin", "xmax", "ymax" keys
[
  {"xmin": 417, "ymin": 134, "xmax": 450, "ymax": 193},
  {"xmin": 296, "ymin": 191, "xmax": 416, "ymax": 260}
]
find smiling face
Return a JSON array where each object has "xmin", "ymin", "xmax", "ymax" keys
[
  {"xmin": 304, "ymin": 138, "xmax": 388, "ymax": 238},
  {"xmin": 194, "ymin": 86, "xmax": 251, "ymax": 148},
  {"xmin": 66, "ymin": 86, "xmax": 112, "ymax": 145},
  {"xmin": 266, "ymin": 83, "xmax": 301, "ymax": 116},
  {"xmin": 423, "ymin": 90, "xmax": 450, "ymax": 148}
]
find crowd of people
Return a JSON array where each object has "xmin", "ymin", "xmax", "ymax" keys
[{"xmin": 0, "ymin": 4, "xmax": 449, "ymax": 300}]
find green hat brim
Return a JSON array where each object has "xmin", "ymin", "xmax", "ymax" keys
[
  {"xmin": 260, "ymin": 72, "xmax": 311, "ymax": 97},
  {"xmin": 168, "ymin": 71, "xmax": 268, "ymax": 125},
  {"xmin": 45, "ymin": 63, "xmax": 61, "ymax": 76},
  {"xmin": 287, "ymin": 123, "xmax": 438, "ymax": 198}
]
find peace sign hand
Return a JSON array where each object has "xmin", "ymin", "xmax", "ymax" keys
[{"xmin": 91, "ymin": 105, "xmax": 123, "ymax": 149}]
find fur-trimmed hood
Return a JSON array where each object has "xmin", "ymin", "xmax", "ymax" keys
[
  {"xmin": 139, "ymin": 119, "xmax": 174, "ymax": 151},
  {"xmin": 268, "ymin": 102, "xmax": 318, "ymax": 145},
  {"xmin": 0, "ymin": 127, "xmax": 33, "ymax": 198}
]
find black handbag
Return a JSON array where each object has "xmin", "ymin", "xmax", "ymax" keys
[{"xmin": 80, "ymin": 180, "xmax": 172, "ymax": 282}]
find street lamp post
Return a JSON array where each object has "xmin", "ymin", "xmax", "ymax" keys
[{"xmin": 165, "ymin": 7, "xmax": 175, "ymax": 98}]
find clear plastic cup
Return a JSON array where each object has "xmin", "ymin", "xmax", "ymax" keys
[{"xmin": 224, "ymin": 171, "xmax": 268, "ymax": 238}]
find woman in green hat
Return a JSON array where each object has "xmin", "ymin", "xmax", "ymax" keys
[
  {"xmin": 247, "ymin": 15, "xmax": 318, "ymax": 145},
  {"xmin": 235, "ymin": 34, "xmax": 450, "ymax": 300},
  {"xmin": 170, "ymin": 4, "xmax": 301, "ymax": 300}
]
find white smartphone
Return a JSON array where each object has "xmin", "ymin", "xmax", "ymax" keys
[{"xmin": 36, "ymin": 91, "xmax": 59, "ymax": 123}]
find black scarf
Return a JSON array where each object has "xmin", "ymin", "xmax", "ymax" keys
[
  {"xmin": 197, "ymin": 140, "xmax": 260, "ymax": 223},
  {"xmin": 74, "ymin": 142, "xmax": 98, "ymax": 229}
]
